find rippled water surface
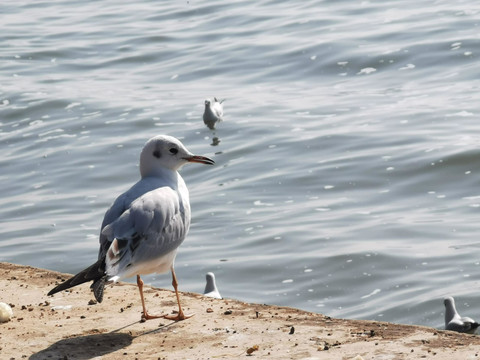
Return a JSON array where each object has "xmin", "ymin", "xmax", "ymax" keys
[{"xmin": 3, "ymin": 0, "xmax": 480, "ymax": 329}]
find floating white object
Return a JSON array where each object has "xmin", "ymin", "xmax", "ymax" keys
[{"xmin": 0, "ymin": 302, "xmax": 13, "ymax": 322}]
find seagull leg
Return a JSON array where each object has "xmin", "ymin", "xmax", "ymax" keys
[
  {"xmin": 137, "ymin": 275, "xmax": 164, "ymax": 321},
  {"xmin": 162, "ymin": 267, "xmax": 193, "ymax": 321}
]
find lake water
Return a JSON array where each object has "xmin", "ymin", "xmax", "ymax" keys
[{"xmin": 2, "ymin": 0, "xmax": 480, "ymax": 330}]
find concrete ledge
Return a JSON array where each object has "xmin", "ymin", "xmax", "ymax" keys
[{"xmin": 1, "ymin": 262, "xmax": 479, "ymax": 359}]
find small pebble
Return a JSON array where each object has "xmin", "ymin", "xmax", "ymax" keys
[{"xmin": 0, "ymin": 303, "xmax": 13, "ymax": 322}]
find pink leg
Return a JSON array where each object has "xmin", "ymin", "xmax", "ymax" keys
[
  {"xmin": 162, "ymin": 267, "xmax": 193, "ymax": 321},
  {"xmin": 137, "ymin": 275, "xmax": 165, "ymax": 321}
]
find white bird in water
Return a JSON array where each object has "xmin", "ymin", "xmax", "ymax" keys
[
  {"xmin": 203, "ymin": 97, "xmax": 224, "ymax": 130},
  {"xmin": 48, "ymin": 135, "xmax": 214, "ymax": 321},
  {"xmin": 203, "ymin": 272, "xmax": 222, "ymax": 299},
  {"xmin": 444, "ymin": 296, "xmax": 479, "ymax": 334}
]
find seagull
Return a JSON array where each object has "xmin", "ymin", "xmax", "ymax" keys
[
  {"xmin": 203, "ymin": 97, "xmax": 224, "ymax": 130},
  {"xmin": 444, "ymin": 296, "xmax": 479, "ymax": 334},
  {"xmin": 203, "ymin": 272, "xmax": 222, "ymax": 299},
  {"xmin": 48, "ymin": 135, "xmax": 214, "ymax": 321}
]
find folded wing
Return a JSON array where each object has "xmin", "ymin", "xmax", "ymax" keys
[{"xmin": 101, "ymin": 186, "xmax": 190, "ymax": 281}]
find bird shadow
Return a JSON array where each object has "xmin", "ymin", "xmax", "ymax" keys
[
  {"xmin": 29, "ymin": 319, "xmax": 180, "ymax": 360},
  {"xmin": 29, "ymin": 331, "xmax": 133, "ymax": 360}
]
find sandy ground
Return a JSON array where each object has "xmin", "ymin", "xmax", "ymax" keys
[{"xmin": 2, "ymin": 262, "xmax": 480, "ymax": 360}]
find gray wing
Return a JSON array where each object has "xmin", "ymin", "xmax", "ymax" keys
[
  {"xmin": 97, "ymin": 178, "xmax": 162, "ymax": 261},
  {"xmin": 98, "ymin": 193, "xmax": 128, "ymax": 260},
  {"xmin": 446, "ymin": 317, "xmax": 479, "ymax": 333},
  {"xmin": 102, "ymin": 186, "xmax": 191, "ymax": 279}
]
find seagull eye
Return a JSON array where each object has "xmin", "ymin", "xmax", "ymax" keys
[{"xmin": 169, "ymin": 148, "xmax": 178, "ymax": 155}]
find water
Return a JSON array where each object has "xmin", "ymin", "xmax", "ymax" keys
[{"xmin": 2, "ymin": 0, "xmax": 480, "ymax": 330}]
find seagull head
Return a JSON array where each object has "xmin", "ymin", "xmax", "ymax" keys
[
  {"xmin": 140, "ymin": 135, "xmax": 214, "ymax": 177},
  {"xmin": 206, "ymin": 272, "xmax": 216, "ymax": 288},
  {"xmin": 444, "ymin": 296, "xmax": 455, "ymax": 308}
]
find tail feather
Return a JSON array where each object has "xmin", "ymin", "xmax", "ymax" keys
[
  {"xmin": 91, "ymin": 277, "xmax": 107, "ymax": 303},
  {"xmin": 48, "ymin": 258, "xmax": 107, "ymax": 302}
]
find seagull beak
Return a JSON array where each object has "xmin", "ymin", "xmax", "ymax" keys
[{"xmin": 185, "ymin": 155, "xmax": 215, "ymax": 165}]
